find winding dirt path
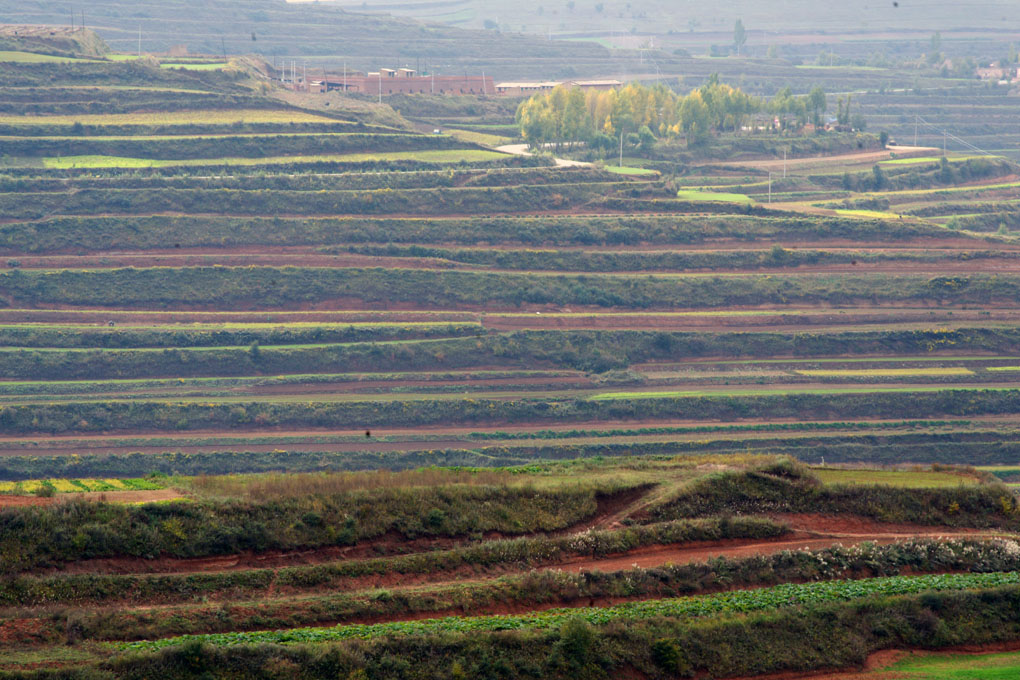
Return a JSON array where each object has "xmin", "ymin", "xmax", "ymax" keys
[{"xmin": 496, "ymin": 143, "xmax": 593, "ymax": 168}]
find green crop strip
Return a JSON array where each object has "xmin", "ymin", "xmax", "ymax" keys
[
  {"xmin": 40, "ymin": 149, "xmax": 507, "ymax": 168},
  {"xmin": 118, "ymin": 571, "xmax": 1020, "ymax": 650},
  {"xmin": 589, "ymin": 385, "xmax": 1020, "ymax": 401}
]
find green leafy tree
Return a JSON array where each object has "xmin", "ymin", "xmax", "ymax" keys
[
  {"xmin": 927, "ymin": 31, "xmax": 943, "ymax": 64},
  {"xmin": 808, "ymin": 86, "xmax": 826, "ymax": 126},
  {"xmin": 679, "ymin": 92, "xmax": 711, "ymax": 145},
  {"xmin": 637, "ymin": 125, "xmax": 656, "ymax": 151},
  {"xmin": 733, "ymin": 19, "xmax": 746, "ymax": 56},
  {"xmin": 836, "ymin": 95, "xmax": 851, "ymax": 125},
  {"xmin": 560, "ymin": 87, "xmax": 591, "ymax": 146},
  {"xmin": 872, "ymin": 163, "xmax": 886, "ymax": 190}
]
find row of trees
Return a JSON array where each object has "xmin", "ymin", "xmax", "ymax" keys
[{"xmin": 516, "ymin": 78, "xmax": 856, "ymax": 149}]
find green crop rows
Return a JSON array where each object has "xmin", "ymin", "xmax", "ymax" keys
[{"xmin": 120, "ymin": 571, "xmax": 1020, "ymax": 650}]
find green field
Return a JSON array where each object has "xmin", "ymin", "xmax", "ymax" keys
[
  {"xmin": 811, "ymin": 467, "xmax": 981, "ymax": 488},
  {"xmin": 40, "ymin": 149, "xmax": 507, "ymax": 168},
  {"xmin": 589, "ymin": 384, "xmax": 1015, "ymax": 401},
  {"xmin": 676, "ymin": 188, "xmax": 755, "ymax": 203},
  {"xmin": 881, "ymin": 155, "xmax": 999, "ymax": 166},
  {"xmin": 445, "ymin": 128, "xmax": 515, "ymax": 146},
  {"xmin": 876, "ymin": 651, "xmax": 1020, "ymax": 679},
  {"xmin": 605, "ymin": 165, "xmax": 658, "ymax": 176},
  {"xmin": 0, "ymin": 50, "xmax": 91, "ymax": 63},
  {"xmin": 0, "ymin": 109, "xmax": 338, "ymax": 126}
]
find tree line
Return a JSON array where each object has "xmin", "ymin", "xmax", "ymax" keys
[{"xmin": 516, "ymin": 77, "xmax": 864, "ymax": 149}]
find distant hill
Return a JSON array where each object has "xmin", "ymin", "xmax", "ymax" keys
[
  {"xmin": 0, "ymin": 0, "xmax": 623, "ymax": 79},
  {"xmin": 0, "ymin": 25, "xmax": 109, "ymax": 58},
  {"xmin": 343, "ymin": 0, "xmax": 1019, "ymax": 63}
]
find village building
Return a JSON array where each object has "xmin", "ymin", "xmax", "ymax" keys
[
  {"xmin": 298, "ymin": 68, "xmax": 621, "ymax": 97},
  {"xmin": 309, "ymin": 68, "xmax": 495, "ymax": 95},
  {"xmin": 494, "ymin": 79, "xmax": 622, "ymax": 96},
  {"xmin": 976, "ymin": 66, "xmax": 1019, "ymax": 84}
]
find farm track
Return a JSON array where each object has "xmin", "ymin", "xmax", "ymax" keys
[
  {"xmin": 25, "ymin": 486, "xmax": 652, "ymax": 577},
  {"xmin": 1, "ymin": 515, "xmax": 1005, "ymax": 647},
  {"xmin": 7, "ymin": 253, "xmax": 1020, "ymax": 275},
  {"xmin": 12, "ymin": 513, "xmax": 1003, "ymax": 582}
]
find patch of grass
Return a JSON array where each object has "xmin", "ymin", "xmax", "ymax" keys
[
  {"xmin": 811, "ymin": 467, "xmax": 980, "ymax": 488},
  {"xmin": 0, "ymin": 50, "xmax": 90, "ymax": 63},
  {"xmin": 885, "ymin": 650, "xmax": 1020, "ymax": 679},
  {"xmin": 676, "ymin": 189, "xmax": 754, "ymax": 204},
  {"xmin": 445, "ymin": 128, "xmax": 515, "ymax": 146},
  {"xmin": 605, "ymin": 165, "xmax": 658, "ymax": 176},
  {"xmin": 796, "ymin": 367, "xmax": 974, "ymax": 377},
  {"xmin": 159, "ymin": 62, "xmax": 228, "ymax": 70}
]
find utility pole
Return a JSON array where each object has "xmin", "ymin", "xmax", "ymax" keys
[
  {"xmin": 81, "ymin": 10, "xmax": 85, "ymax": 30},
  {"xmin": 482, "ymin": 71, "xmax": 486, "ymax": 96},
  {"xmin": 138, "ymin": 26, "xmax": 142, "ymax": 57},
  {"xmin": 431, "ymin": 69, "xmax": 435, "ymax": 94}
]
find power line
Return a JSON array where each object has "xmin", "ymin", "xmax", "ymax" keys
[{"xmin": 914, "ymin": 115, "xmax": 996, "ymax": 157}]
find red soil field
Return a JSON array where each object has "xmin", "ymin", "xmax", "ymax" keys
[{"xmin": 28, "ymin": 512, "xmax": 997, "ymax": 579}]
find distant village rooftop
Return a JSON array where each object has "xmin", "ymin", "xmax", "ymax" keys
[{"xmin": 494, "ymin": 79, "xmax": 622, "ymax": 95}]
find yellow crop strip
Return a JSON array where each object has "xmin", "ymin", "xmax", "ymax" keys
[{"xmin": 796, "ymin": 367, "xmax": 974, "ymax": 377}]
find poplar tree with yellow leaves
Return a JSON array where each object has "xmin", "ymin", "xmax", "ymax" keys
[{"xmin": 516, "ymin": 78, "xmax": 829, "ymax": 152}]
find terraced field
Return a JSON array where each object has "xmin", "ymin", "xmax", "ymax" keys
[{"xmin": 4, "ymin": 40, "xmax": 1020, "ymax": 680}]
